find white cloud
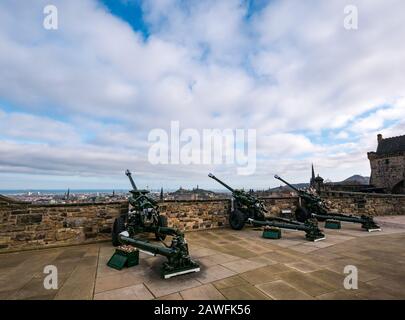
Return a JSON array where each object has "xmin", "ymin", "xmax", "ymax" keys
[
  {"xmin": 0, "ymin": 110, "xmax": 81, "ymax": 144},
  {"xmin": 350, "ymin": 98, "xmax": 405, "ymax": 133},
  {"xmin": 258, "ymin": 133, "xmax": 320, "ymax": 157},
  {"xmin": 0, "ymin": 0, "xmax": 404, "ymax": 188}
]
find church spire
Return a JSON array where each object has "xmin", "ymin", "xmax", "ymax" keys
[{"xmin": 310, "ymin": 164, "xmax": 316, "ymax": 187}]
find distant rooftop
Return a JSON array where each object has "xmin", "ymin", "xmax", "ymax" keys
[{"xmin": 376, "ymin": 134, "xmax": 405, "ymax": 154}]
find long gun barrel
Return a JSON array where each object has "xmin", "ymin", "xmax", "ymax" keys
[
  {"xmin": 125, "ymin": 169, "xmax": 138, "ymax": 190},
  {"xmin": 248, "ymin": 218, "xmax": 325, "ymax": 242},
  {"xmin": 274, "ymin": 175, "xmax": 300, "ymax": 193},
  {"xmin": 208, "ymin": 173, "xmax": 235, "ymax": 192},
  {"xmin": 312, "ymin": 213, "xmax": 381, "ymax": 231},
  {"xmin": 249, "ymin": 218, "xmax": 312, "ymax": 233},
  {"xmin": 119, "ymin": 235, "xmax": 174, "ymax": 257}
]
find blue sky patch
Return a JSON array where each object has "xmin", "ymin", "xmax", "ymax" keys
[{"xmin": 100, "ymin": 0, "xmax": 150, "ymax": 39}]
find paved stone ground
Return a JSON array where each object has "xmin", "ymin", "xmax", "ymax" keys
[
  {"xmin": 1, "ymin": 216, "xmax": 405, "ymax": 300},
  {"xmin": 375, "ymin": 215, "xmax": 405, "ymax": 229}
]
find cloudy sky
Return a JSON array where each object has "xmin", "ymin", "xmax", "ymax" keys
[{"xmin": 0, "ymin": 0, "xmax": 404, "ymax": 190}]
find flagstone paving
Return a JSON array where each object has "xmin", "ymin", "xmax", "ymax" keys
[{"xmin": 1, "ymin": 218, "xmax": 405, "ymax": 300}]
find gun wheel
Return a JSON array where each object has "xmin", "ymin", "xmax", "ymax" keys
[
  {"xmin": 155, "ymin": 215, "xmax": 168, "ymax": 241},
  {"xmin": 229, "ymin": 209, "xmax": 245, "ymax": 230},
  {"xmin": 295, "ymin": 206, "xmax": 311, "ymax": 223},
  {"xmin": 112, "ymin": 215, "xmax": 126, "ymax": 246}
]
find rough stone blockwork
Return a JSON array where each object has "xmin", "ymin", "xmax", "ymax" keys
[
  {"xmin": 158, "ymin": 199, "xmax": 231, "ymax": 231},
  {"xmin": 1, "ymin": 192, "xmax": 405, "ymax": 252},
  {"xmin": 322, "ymin": 191, "xmax": 405, "ymax": 216},
  {"xmin": 261, "ymin": 197, "xmax": 299, "ymax": 216},
  {"xmin": 0, "ymin": 194, "xmax": 128, "ymax": 252},
  {"xmin": 159, "ymin": 197, "xmax": 299, "ymax": 231}
]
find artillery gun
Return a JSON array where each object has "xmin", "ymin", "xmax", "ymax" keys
[
  {"xmin": 111, "ymin": 170, "xmax": 168, "ymax": 246},
  {"xmin": 208, "ymin": 173, "xmax": 323, "ymax": 238},
  {"xmin": 274, "ymin": 175, "xmax": 381, "ymax": 232},
  {"xmin": 208, "ymin": 173, "xmax": 266, "ymax": 229},
  {"xmin": 115, "ymin": 226, "xmax": 200, "ymax": 279}
]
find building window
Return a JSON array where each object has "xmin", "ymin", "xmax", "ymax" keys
[{"xmin": 385, "ymin": 159, "xmax": 390, "ymax": 165}]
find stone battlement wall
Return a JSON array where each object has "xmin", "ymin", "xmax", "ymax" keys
[
  {"xmin": 1, "ymin": 192, "xmax": 405, "ymax": 252},
  {"xmin": 321, "ymin": 191, "xmax": 405, "ymax": 216},
  {"xmin": 0, "ymin": 195, "xmax": 298, "ymax": 252},
  {"xmin": 161, "ymin": 196, "xmax": 299, "ymax": 231},
  {"xmin": 0, "ymin": 195, "xmax": 129, "ymax": 252}
]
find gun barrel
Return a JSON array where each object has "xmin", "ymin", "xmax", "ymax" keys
[
  {"xmin": 208, "ymin": 173, "xmax": 235, "ymax": 192},
  {"xmin": 274, "ymin": 175, "xmax": 300, "ymax": 193},
  {"xmin": 125, "ymin": 169, "xmax": 138, "ymax": 190},
  {"xmin": 249, "ymin": 218, "xmax": 307, "ymax": 232},
  {"xmin": 248, "ymin": 218, "xmax": 318, "ymax": 232},
  {"xmin": 312, "ymin": 213, "xmax": 363, "ymax": 224},
  {"xmin": 119, "ymin": 235, "xmax": 173, "ymax": 257}
]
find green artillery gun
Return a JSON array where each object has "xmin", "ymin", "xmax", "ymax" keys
[
  {"xmin": 110, "ymin": 226, "xmax": 200, "ymax": 279},
  {"xmin": 208, "ymin": 173, "xmax": 324, "ymax": 240},
  {"xmin": 208, "ymin": 173, "xmax": 266, "ymax": 229},
  {"xmin": 111, "ymin": 170, "xmax": 168, "ymax": 246},
  {"xmin": 247, "ymin": 218, "xmax": 325, "ymax": 242},
  {"xmin": 274, "ymin": 175, "xmax": 381, "ymax": 232}
]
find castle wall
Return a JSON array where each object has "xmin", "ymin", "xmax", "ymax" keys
[
  {"xmin": 321, "ymin": 191, "xmax": 405, "ymax": 216},
  {"xmin": 0, "ymin": 196, "xmax": 128, "ymax": 252},
  {"xmin": 0, "ymin": 196, "xmax": 297, "ymax": 252},
  {"xmin": 1, "ymin": 193, "xmax": 405, "ymax": 252},
  {"xmin": 368, "ymin": 152, "xmax": 405, "ymax": 193}
]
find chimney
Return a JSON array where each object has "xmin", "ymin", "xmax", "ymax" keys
[{"xmin": 377, "ymin": 134, "xmax": 383, "ymax": 143}]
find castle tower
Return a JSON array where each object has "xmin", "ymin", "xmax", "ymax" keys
[{"xmin": 368, "ymin": 133, "xmax": 405, "ymax": 194}]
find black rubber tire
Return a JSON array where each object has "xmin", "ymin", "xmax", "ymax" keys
[
  {"xmin": 229, "ymin": 209, "xmax": 245, "ymax": 230},
  {"xmin": 155, "ymin": 215, "xmax": 168, "ymax": 241},
  {"xmin": 112, "ymin": 215, "xmax": 126, "ymax": 246},
  {"xmin": 295, "ymin": 206, "xmax": 311, "ymax": 223}
]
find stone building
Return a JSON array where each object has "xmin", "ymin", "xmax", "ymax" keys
[{"xmin": 367, "ymin": 133, "xmax": 405, "ymax": 194}]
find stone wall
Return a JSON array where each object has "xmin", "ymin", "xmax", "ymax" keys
[
  {"xmin": 158, "ymin": 199, "xmax": 230, "ymax": 231},
  {"xmin": 321, "ymin": 191, "xmax": 405, "ymax": 216},
  {"xmin": 0, "ymin": 194, "xmax": 128, "ymax": 252},
  {"xmin": 159, "ymin": 196, "xmax": 299, "ymax": 231},
  {"xmin": 2, "ymin": 191, "xmax": 405, "ymax": 252},
  {"xmin": 261, "ymin": 197, "xmax": 299, "ymax": 216},
  {"xmin": 368, "ymin": 151, "xmax": 405, "ymax": 194},
  {"xmin": 0, "ymin": 194, "xmax": 298, "ymax": 252}
]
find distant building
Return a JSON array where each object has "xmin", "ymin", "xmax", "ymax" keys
[
  {"xmin": 367, "ymin": 134, "xmax": 405, "ymax": 194},
  {"xmin": 309, "ymin": 164, "xmax": 324, "ymax": 193},
  {"xmin": 310, "ymin": 165, "xmax": 380, "ymax": 193},
  {"xmin": 309, "ymin": 164, "xmax": 316, "ymax": 188}
]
